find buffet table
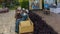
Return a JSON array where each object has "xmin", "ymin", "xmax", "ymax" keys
[
  {"xmin": 50, "ymin": 8, "xmax": 60, "ymax": 13},
  {"xmin": 50, "ymin": 3, "xmax": 60, "ymax": 13}
]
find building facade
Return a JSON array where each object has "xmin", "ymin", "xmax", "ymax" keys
[{"xmin": 29, "ymin": 0, "xmax": 60, "ymax": 10}]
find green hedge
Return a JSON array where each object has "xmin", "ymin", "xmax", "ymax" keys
[
  {"xmin": 20, "ymin": 1, "xmax": 29, "ymax": 9},
  {"xmin": 0, "ymin": 0, "xmax": 29, "ymax": 9},
  {"xmin": 0, "ymin": 5, "xmax": 2, "ymax": 8}
]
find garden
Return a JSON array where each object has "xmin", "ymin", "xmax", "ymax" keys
[{"xmin": 0, "ymin": 0, "xmax": 29, "ymax": 9}]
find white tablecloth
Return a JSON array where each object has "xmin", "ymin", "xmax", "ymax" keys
[{"xmin": 50, "ymin": 8, "xmax": 60, "ymax": 13}]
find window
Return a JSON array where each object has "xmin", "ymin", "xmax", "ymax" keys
[{"xmin": 44, "ymin": 0, "xmax": 56, "ymax": 4}]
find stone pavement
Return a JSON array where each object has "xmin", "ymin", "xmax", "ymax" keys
[
  {"xmin": 0, "ymin": 10, "xmax": 16, "ymax": 34},
  {"xmin": 34, "ymin": 11, "xmax": 60, "ymax": 34},
  {"xmin": 0, "ymin": 10, "xmax": 60, "ymax": 34}
]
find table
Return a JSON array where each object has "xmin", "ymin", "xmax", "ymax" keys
[{"xmin": 50, "ymin": 8, "xmax": 60, "ymax": 13}]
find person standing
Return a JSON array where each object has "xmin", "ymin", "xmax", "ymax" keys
[
  {"xmin": 15, "ymin": 7, "xmax": 22, "ymax": 33},
  {"xmin": 21, "ymin": 8, "xmax": 28, "ymax": 20},
  {"xmin": 25, "ymin": 9, "xmax": 29, "ymax": 14},
  {"xmin": 15, "ymin": 7, "xmax": 28, "ymax": 34},
  {"xmin": 44, "ymin": 1, "xmax": 50, "ymax": 14},
  {"xmin": 44, "ymin": 1, "xmax": 49, "ymax": 10}
]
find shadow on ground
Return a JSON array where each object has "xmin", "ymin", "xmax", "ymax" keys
[{"xmin": 29, "ymin": 11, "xmax": 58, "ymax": 34}]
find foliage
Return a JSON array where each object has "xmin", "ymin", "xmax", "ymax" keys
[
  {"xmin": 0, "ymin": 0, "xmax": 29, "ymax": 9},
  {"xmin": 20, "ymin": 0, "xmax": 29, "ymax": 9}
]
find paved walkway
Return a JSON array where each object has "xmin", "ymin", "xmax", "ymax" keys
[
  {"xmin": 0, "ymin": 10, "xmax": 60, "ymax": 34},
  {"xmin": 0, "ymin": 10, "xmax": 16, "ymax": 34},
  {"xmin": 34, "ymin": 11, "xmax": 60, "ymax": 34}
]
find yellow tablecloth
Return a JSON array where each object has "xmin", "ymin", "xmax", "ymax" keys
[{"xmin": 19, "ymin": 18, "xmax": 34, "ymax": 34}]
